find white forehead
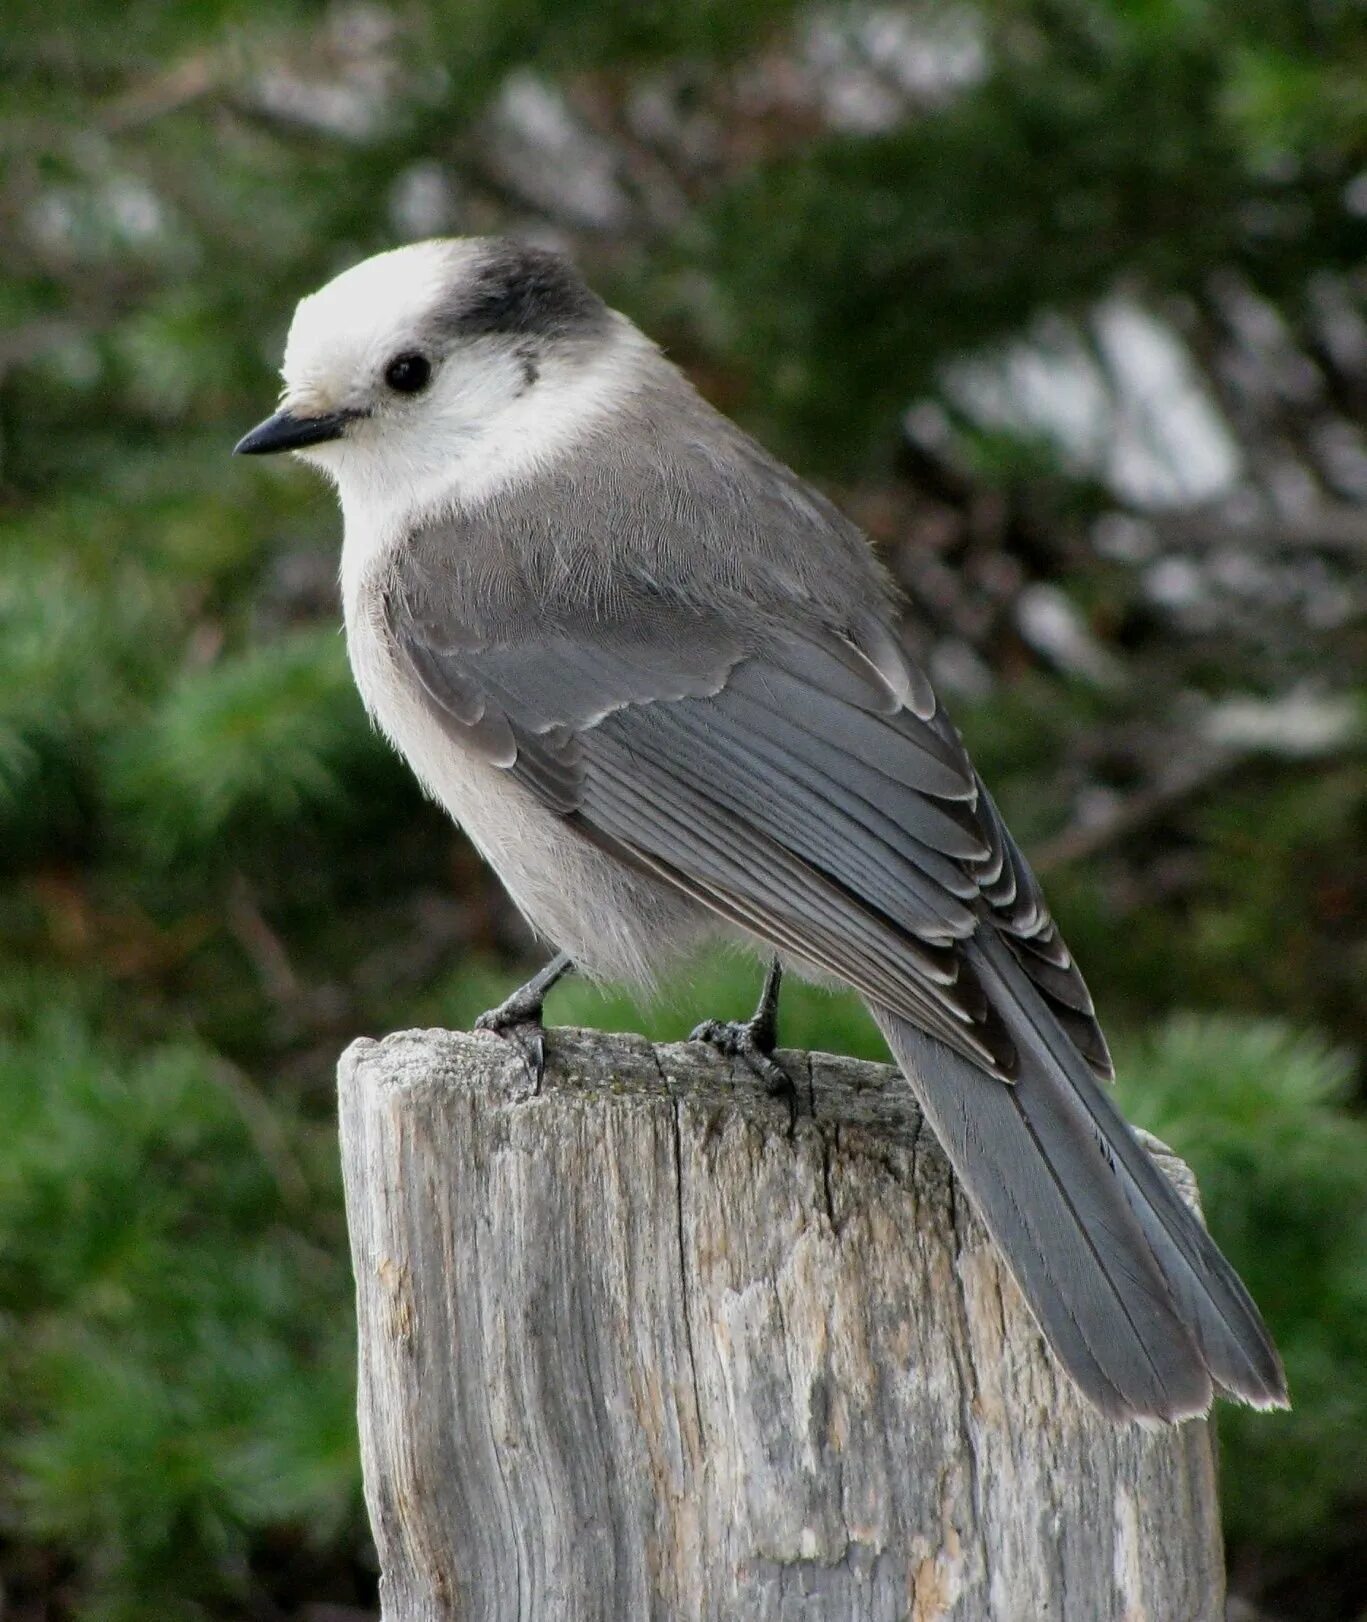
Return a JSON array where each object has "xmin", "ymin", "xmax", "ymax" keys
[{"xmin": 281, "ymin": 239, "xmax": 480, "ymax": 394}]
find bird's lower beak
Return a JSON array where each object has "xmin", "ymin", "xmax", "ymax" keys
[{"xmin": 233, "ymin": 408, "xmax": 361, "ymax": 456}]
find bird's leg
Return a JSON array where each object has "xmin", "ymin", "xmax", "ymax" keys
[
  {"xmin": 691, "ymin": 957, "xmax": 794, "ymax": 1103},
  {"xmin": 474, "ymin": 951, "xmax": 574, "ymax": 1090}
]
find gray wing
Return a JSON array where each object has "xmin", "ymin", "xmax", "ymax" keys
[
  {"xmin": 387, "ymin": 575, "xmax": 1111, "ymax": 1085},
  {"xmin": 387, "ymin": 566, "xmax": 1291, "ymax": 1418}
]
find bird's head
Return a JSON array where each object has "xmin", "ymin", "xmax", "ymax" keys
[{"xmin": 235, "ymin": 237, "xmax": 632, "ymax": 522}]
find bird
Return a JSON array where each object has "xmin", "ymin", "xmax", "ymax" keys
[{"xmin": 236, "ymin": 235, "xmax": 1287, "ymax": 1423}]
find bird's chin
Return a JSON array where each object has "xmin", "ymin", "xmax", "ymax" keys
[
  {"xmin": 291, "ymin": 440, "xmax": 344, "ymax": 472},
  {"xmin": 286, "ymin": 443, "xmax": 349, "ymax": 493}
]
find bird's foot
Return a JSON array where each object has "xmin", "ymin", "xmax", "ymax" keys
[
  {"xmin": 690, "ymin": 1014, "xmax": 794, "ymax": 1100},
  {"xmin": 690, "ymin": 958, "xmax": 795, "ymax": 1109},
  {"xmin": 474, "ymin": 952, "xmax": 573, "ymax": 1094},
  {"xmin": 475, "ymin": 1001, "xmax": 547, "ymax": 1095}
]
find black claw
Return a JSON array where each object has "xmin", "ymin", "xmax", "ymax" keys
[
  {"xmin": 473, "ymin": 952, "xmax": 573, "ymax": 1094},
  {"xmin": 509, "ymin": 1022, "xmax": 549, "ymax": 1090},
  {"xmin": 475, "ymin": 1005, "xmax": 548, "ymax": 1092}
]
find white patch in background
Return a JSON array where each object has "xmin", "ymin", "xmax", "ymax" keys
[
  {"xmin": 1199, "ymin": 687, "xmax": 1360, "ymax": 757},
  {"xmin": 1014, "ymin": 583, "xmax": 1123, "ymax": 686},
  {"xmin": 801, "ymin": 4, "xmax": 989, "ymax": 133},
  {"xmin": 388, "ymin": 162, "xmax": 461, "ymax": 240},
  {"xmin": 251, "ymin": 3, "xmax": 398, "ymax": 140},
  {"xmin": 1309, "ymin": 270, "xmax": 1367, "ymax": 373},
  {"xmin": 1311, "ymin": 417, "xmax": 1367, "ymax": 502},
  {"xmin": 25, "ymin": 176, "xmax": 168, "ymax": 257},
  {"xmin": 485, "ymin": 71, "xmax": 631, "ymax": 231},
  {"xmin": 942, "ymin": 298, "xmax": 1243, "ymax": 509},
  {"xmin": 928, "ymin": 638, "xmax": 994, "ymax": 702}
]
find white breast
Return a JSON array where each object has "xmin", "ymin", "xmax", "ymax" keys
[
  {"xmin": 340, "ymin": 538, "xmax": 708, "ymax": 987},
  {"xmin": 339, "ymin": 533, "xmax": 518, "ymax": 836}
]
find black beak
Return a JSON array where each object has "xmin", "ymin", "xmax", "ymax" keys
[{"xmin": 233, "ymin": 408, "xmax": 361, "ymax": 456}]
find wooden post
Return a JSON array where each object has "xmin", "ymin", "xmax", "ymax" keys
[{"xmin": 338, "ymin": 1026, "xmax": 1225, "ymax": 1622}]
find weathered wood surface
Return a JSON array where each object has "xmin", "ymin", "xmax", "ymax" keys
[{"xmin": 338, "ymin": 1025, "xmax": 1224, "ymax": 1622}]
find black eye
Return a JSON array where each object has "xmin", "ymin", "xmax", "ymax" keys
[{"xmin": 384, "ymin": 352, "xmax": 431, "ymax": 394}]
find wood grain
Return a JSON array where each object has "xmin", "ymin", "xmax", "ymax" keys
[{"xmin": 338, "ymin": 1025, "xmax": 1224, "ymax": 1622}]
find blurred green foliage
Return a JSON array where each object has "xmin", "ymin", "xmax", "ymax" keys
[
  {"xmin": 0, "ymin": 975, "xmax": 362, "ymax": 1620},
  {"xmin": 1, "ymin": 0, "xmax": 1364, "ymax": 1616},
  {"xmin": 1115, "ymin": 1018, "xmax": 1367, "ymax": 1555}
]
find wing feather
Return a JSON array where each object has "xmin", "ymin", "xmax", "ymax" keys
[{"xmin": 384, "ymin": 578, "xmax": 1109, "ymax": 1084}]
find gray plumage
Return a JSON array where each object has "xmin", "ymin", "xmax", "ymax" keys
[{"xmin": 247, "ymin": 236, "xmax": 1288, "ymax": 1422}]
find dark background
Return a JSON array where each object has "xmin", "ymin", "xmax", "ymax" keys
[{"xmin": 1, "ymin": 2, "xmax": 1364, "ymax": 1617}]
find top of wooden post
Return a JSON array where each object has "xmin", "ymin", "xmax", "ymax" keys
[{"xmin": 339, "ymin": 1024, "xmax": 1221, "ymax": 1622}]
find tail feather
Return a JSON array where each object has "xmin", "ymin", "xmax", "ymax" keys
[{"xmin": 872, "ymin": 932, "xmax": 1288, "ymax": 1422}]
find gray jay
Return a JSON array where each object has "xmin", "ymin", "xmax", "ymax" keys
[{"xmin": 236, "ymin": 237, "xmax": 1287, "ymax": 1423}]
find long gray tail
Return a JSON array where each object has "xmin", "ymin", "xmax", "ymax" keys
[{"xmin": 872, "ymin": 931, "xmax": 1287, "ymax": 1421}]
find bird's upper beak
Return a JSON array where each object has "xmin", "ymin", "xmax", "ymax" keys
[{"xmin": 233, "ymin": 407, "xmax": 362, "ymax": 456}]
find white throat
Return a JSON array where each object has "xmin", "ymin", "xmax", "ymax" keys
[{"xmin": 327, "ymin": 319, "xmax": 653, "ymax": 618}]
